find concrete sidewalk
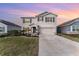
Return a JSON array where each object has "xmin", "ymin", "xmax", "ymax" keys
[{"xmin": 39, "ymin": 34, "xmax": 79, "ymax": 56}]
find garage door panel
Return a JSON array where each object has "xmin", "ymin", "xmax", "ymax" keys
[{"xmin": 40, "ymin": 27, "xmax": 56, "ymax": 35}]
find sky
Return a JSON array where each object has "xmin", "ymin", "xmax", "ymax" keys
[{"xmin": 0, "ymin": 3, "xmax": 79, "ymax": 25}]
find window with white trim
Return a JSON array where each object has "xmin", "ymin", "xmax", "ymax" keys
[
  {"xmin": 53, "ymin": 17, "xmax": 55, "ymax": 22},
  {"xmin": 45, "ymin": 17, "xmax": 55, "ymax": 22},
  {"xmin": 72, "ymin": 25, "xmax": 79, "ymax": 31},
  {"xmin": 0, "ymin": 27, "xmax": 5, "ymax": 32},
  {"xmin": 38, "ymin": 17, "xmax": 43, "ymax": 22}
]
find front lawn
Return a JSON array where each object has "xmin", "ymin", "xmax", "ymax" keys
[
  {"xmin": 58, "ymin": 33, "xmax": 79, "ymax": 42},
  {"xmin": 0, "ymin": 36, "xmax": 38, "ymax": 56}
]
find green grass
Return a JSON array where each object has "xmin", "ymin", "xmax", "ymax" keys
[
  {"xmin": 58, "ymin": 33, "xmax": 79, "ymax": 42},
  {"xmin": 0, "ymin": 36, "xmax": 38, "ymax": 56}
]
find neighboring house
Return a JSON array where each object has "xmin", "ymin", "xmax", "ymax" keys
[
  {"xmin": 0, "ymin": 19, "xmax": 21, "ymax": 35},
  {"xmin": 21, "ymin": 12, "xmax": 57, "ymax": 36},
  {"xmin": 57, "ymin": 18, "xmax": 79, "ymax": 34}
]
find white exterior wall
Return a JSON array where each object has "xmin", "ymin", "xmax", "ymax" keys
[
  {"xmin": 23, "ymin": 18, "xmax": 31, "ymax": 28},
  {"xmin": 37, "ymin": 14, "xmax": 57, "ymax": 35},
  {"xmin": 30, "ymin": 14, "xmax": 57, "ymax": 27},
  {"xmin": 0, "ymin": 22, "xmax": 7, "ymax": 34},
  {"xmin": 31, "ymin": 18, "xmax": 38, "ymax": 24},
  {"xmin": 37, "ymin": 14, "xmax": 57, "ymax": 27}
]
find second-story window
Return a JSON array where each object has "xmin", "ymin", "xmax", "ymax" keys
[
  {"xmin": 53, "ymin": 17, "xmax": 55, "ymax": 22},
  {"xmin": 30, "ymin": 19, "xmax": 32, "ymax": 23},
  {"xmin": 38, "ymin": 17, "xmax": 39, "ymax": 21},
  {"xmin": 23, "ymin": 18, "xmax": 30, "ymax": 23},
  {"xmin": 23, "ymin": 19, "xmax": 25, "ymax": 23},
  {"xmin": 45, "ymin": 17, "xmax": 55, "ymax": 22},
  {"xmin": 38, "ymin": 17, "xmax": 43, "ymax": 22}
]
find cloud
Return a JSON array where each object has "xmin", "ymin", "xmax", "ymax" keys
[
  {"xmin": 1, "ymin": 3, "xmax": 79, "ymax": 24},
  {"xmin": 48, "ymin": 7, "xmax": 79, "ymax": 24},
  {"xmin": 0, "ymin": 9, "xmax": 38, "ymax": 17}
]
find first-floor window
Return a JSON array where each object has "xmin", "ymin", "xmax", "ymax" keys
[
  {"xmin": 0, "ymin": 27, "xmax": 5, "ymax": 32},
  {"xmin": 72, "ymin": 26, "xmax": 75, "ymax": 31},
  {"xmin": 76, "ymin": 25, "xmax": 79, "ymax": 31},
  {"xmin": 72, "ymin": 25, "xmax": 79, "ymax": 31}
]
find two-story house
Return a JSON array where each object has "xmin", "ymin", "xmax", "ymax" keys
[{"xmin": 21, "ymin": 12, "xmax": 57, "ymax": 36}]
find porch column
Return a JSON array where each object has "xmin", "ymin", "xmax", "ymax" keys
[{"xmin": 31, "ymin": 27, "xmax": 33, "ymax": 34}]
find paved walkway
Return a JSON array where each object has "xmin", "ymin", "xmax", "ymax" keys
[{"xmin": 39, "ymin": 34, "xmax": 79, "ymax": 56}]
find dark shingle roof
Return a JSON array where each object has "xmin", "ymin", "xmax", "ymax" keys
[
  {"xmin": 0, "ymin": 19, "xmax": 21, "ymax": 27},
  {"xmin": 36, "ymin": 11, "xmax": 57, "ymax": 17}
]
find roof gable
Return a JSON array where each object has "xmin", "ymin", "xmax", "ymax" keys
[{"xmin": 36, "ymin": 11, "xmax": 57, "ymax": 17}]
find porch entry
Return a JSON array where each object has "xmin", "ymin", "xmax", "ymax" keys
[{"xmin": 32, "ymin": 27, "xmax": 36, "ymax": 33}]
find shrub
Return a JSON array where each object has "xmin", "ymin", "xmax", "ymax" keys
[
  {"xmin": 21, "ymin": 30, "xmax": 25, "ymax": 35},
  {"xmin": 8, "ymin": 30, "xmax": 21, "ymax": 36},
  {"xmin": 0, "ymin": 33, "xmax": 8, "ymax": 37}
]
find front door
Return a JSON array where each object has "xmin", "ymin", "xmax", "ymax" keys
[{"xmin": 33, "ymin": 27, "xmax": 36, "ymax": 33}]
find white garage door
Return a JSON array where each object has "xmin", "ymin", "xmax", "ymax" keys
[{"xmin": 40, "ymin": 27, "xmax": 56, "ymax": 35}]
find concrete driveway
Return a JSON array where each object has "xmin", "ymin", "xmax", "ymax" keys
[{"xmin": 39, "ymin": 34, "xmax": 79, "ymax": 56}]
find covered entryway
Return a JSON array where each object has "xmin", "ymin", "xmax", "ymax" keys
[
  {"xmin": 32, "ymin": 27, "xmax": 36, "ymax": 33},
  {"xmin": 30, "ymin": 24, "xmax": 39, "ymax": 36}
]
